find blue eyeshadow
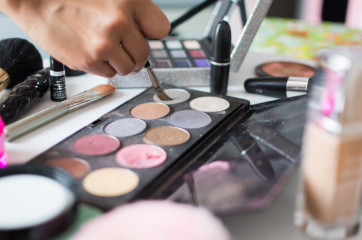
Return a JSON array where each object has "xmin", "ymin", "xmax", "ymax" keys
[
  {"xmin": 175, "ymin": 60, "xmax": 191, "ymax": 67},
  {"xmin": 194, "ymin": 59, "xmax": 210, "ymax": 67}
]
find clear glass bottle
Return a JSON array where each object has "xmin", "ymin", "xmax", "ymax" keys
[{"xmin": 294, "ymin": 47, "xmax": 362, "ymax": 239}]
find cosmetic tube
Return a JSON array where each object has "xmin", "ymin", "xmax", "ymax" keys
[
  {"xmin": 50, "ymin": 57, "xmax": 67, "ymax": 101},
  {"xmin": 294, "ymin": 47, "xmax": 362, "ymax": 239}
]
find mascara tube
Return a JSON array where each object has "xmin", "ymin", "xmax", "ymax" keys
[{"xmin": 50, "ymin": 57, "xmax": 67, "ymax": 101}]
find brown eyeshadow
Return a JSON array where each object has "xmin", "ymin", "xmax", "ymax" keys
[
  {"xmin": 144, "ymin": 126, "xmax": 190, "ymax": 146},
  {"xmin": 129, "ymin": 102, "xmax": 170, "ymax": 120},
  {"xmin": 46, "ymin": 158, "xmax": 90, "ymax": 178},
  {"xmin": 257, "ymin": 61, "xmax": 315, "ymax": 77}
]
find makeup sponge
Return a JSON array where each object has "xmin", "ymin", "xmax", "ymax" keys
[{"xmin": 70, "ymin": 200, "xmax": 231, "ymax": 240}]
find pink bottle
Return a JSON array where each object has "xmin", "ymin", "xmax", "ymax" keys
[{"xmin": 0, "ymin": 116, "xmax": 8, "ymax": 168}]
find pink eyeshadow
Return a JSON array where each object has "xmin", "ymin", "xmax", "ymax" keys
[
  {"xmin": 189, "ymin": 50, "xmax": 205, "ymax": 58},
  {"xmin": 116, "ymin": 144, "xmax": 167, "ymax": 169},
  {"xmin": 73, "ymin": 134, "xmax": 121, "ymax": 156}
]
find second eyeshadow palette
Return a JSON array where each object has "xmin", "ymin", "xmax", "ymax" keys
[
  {"xmin": 29, "ymin": 86, "xmax": 250, "ymax": 210},
  {"xmin": 111, "ymin": 37, "xmax": 213, "ymax": 88}
]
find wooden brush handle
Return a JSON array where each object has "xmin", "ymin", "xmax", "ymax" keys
[{"xmin": 0, "ymin": 68, "xmax": 50, "ymax": 124}]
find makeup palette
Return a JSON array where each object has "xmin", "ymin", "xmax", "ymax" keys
[
  {"xmin": 111, "ymin": 38, "xmax": 212, "ymax": 88},
  {"xmin": 28, "ymin": 86, "xmax": 250, "ymax": 210}
]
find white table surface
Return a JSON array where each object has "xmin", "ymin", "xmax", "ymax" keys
[{"xmin": 6, "ymin": 51, "xmax": 361, "ymax": 240}]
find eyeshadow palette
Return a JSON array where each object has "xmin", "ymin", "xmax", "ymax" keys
[
  {"xmin": 28, "ymin": 86, "xmax": 250, "ymax": 210},
  {"xmin": 110, "ymin": 37, "xmax": 212, "ymax": 88}
]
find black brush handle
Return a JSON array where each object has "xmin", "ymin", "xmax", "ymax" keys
[{"xmin": 0, "ymin": 68, "xmax": 50, "ymax": 124}]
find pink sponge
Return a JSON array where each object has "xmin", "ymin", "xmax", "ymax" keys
[{"xmin": 71, "ymin": 200, "xmax": 231, "ymax": 240}]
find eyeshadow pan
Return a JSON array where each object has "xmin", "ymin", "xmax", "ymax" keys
[
  {"xmin": 83, "ymin": 168, "xmax": 139, "ymax": 197},
  {"xmin": 104, "ymin": 118, "xmax": 146, "ymax": 137},
  {"xmin": 153, "ymin": 88, "xmax": 191, "ymax": 104},
  {"xmin": 46, "ymin": 158, "xmax": 90, "ymax": 178},
  {"xmin": 148, "ymin": 40, "xmax": 164, "ymax": 49},
  {"xmin": 155, "ymin": 59, "xmax": 172, "ymax": 68},
  {"xmin": 194, "ymin": 59, "xmax": 210, "ymax": 67},
  {"xmin": 144, "ymin": 126, "xmax": 190, "ymax": 146},
  {"xmin": 151, "ymin": 49, "xmax": 168, "ymax": 58},
  {"xmin": 73, "ymin": 134, "xmax": 121, "ymax": 156},
  {"xmin": 116, "ymin": 144, "xmax": 167, "ymax": 168},
  {"xmin": 183, "ymin": 40, "xmax": 201, "ymax": 49},
  {"xmin": 175, "ymin": 59, "xmax": 192, "ymax": 68},
  {"xmin": 130, "ymin": 102, "xmax": 170, "ymax": 120},
  {"xmin": 0, "ymin": 174, "xmax": 75, "ymax": 230},
  {"xmin": 169, "ymin": 110, "xmax": 211, "ymax": 129},
  {"xmin": 190, "ymin": 96, "xmax": 230, "ymax": 112},
  {"xmin": 165, "ymin": 40, "xmax": 182, "ymax": 49},
  {"xmin": 170, "ymin": 50, "xmax": 187, "ymax": 58},
  {"xmin": 189, "ymin": 50, "xmax": 206, "ymax": 58}
]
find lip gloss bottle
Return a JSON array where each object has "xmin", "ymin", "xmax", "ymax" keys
[
  {"xmin": 0, "ymin": 115, "xmax": 8, "ymax": 168},
  {"xmin": 294, "ymin": 47, "xmax": 362, "ymax": 239}
]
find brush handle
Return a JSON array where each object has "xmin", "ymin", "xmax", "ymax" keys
[
  {"xmin": 4, "ymin": 102, "xmax": 68, "ymax": 141},
  {"xmin": 0, "ymin": 68, "xmax": 50, "ymax": 124}
]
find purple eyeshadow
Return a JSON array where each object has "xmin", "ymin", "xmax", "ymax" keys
[
  {"xmin": 155, "ymin": 59, "xmax": 172, "ymax": 68},
  {"xmin": 169, "ymin": 110, "xmax": 211, "ymax": 129},
  {"xmin": 170, "ymin": 50, "xmax": 187, "ymax": 58},
  {"xmin": 175, "ymin": 60, "xmax": 191, "ymax": 67},
  {"xmin": 104, "ymin": 118, "xmax": 146, "ymax": 138},
  {"xmin": 189, "ymin": 50, "xmax": 205, "ymax": 58},
  {"xmin": 194, "ymin": 59, "xmax": 210, "ymax": 67}
]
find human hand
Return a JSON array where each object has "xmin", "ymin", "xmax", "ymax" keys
[{"xmin": 1, "ymin": 0, "xmax": 170, "ymax": 77}]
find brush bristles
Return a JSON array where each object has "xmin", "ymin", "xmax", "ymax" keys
[
  {"xmin": 0, "ymin": 38, "xmax": 43, "ymax": 88},
  {"xmin": 92, "ymin": 84, "xmax": 117, "ymax": 96}
]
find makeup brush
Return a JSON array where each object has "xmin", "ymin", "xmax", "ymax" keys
[
  {"xmin": 4, "ymin": 84, "xmax": 117, "ymax": 141},
  {"xmin": 0, "ymin": 68, "xmax": 50, "ymax": 125},
  {"xmin": 0, "ymin": 38, "xmax": 43, "ymax": 91},
  {"xmin": 144, "ymin": 60, "xmax": 173, "ymax": 101}
]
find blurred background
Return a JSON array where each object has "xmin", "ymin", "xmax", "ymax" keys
[{"xmin": 1, "ymin": 0, "xmax": 359, "ymax": 59}]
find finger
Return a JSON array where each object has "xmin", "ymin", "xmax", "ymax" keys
[
  {"xmin": 83, "ymin": 61, "xmax": 117, "ymax": 78},
  {"xmin": 120, "ymin": 25, "xmax": 150, "ymax": 72},
  {"xmin": 134, "ymin": 0, "xmax": 170, "ymax": 39},
  {"xmin": 107, "ymin": 44, "xmax": 136, "ymax": 76}
]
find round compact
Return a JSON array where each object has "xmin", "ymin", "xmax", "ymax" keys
[
  {"xmin": 255, "ymin": 61, "xmax": 315, "ymax": 77},
  {"xmin": 0, "ymin": 164, "xmax": 78, "ymax": 240}
]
